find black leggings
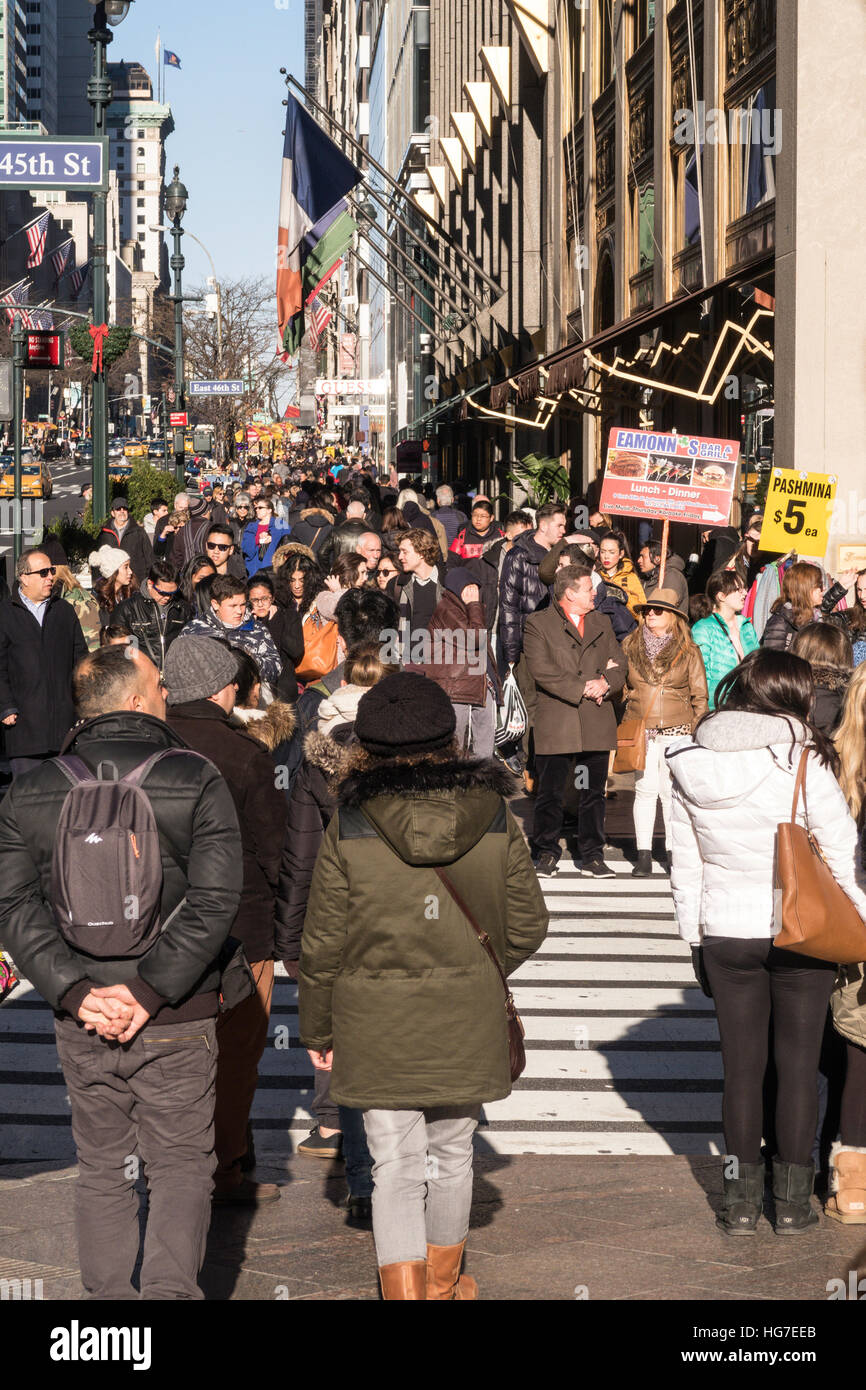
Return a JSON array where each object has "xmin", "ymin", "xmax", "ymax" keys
[
  {"xmin": 841, "ymin": 1040, "xmax": 866, "ymax": 1147},
  {"xmin": 703, "ymin": 937, "xmax": 837, "ymax": 1166}
]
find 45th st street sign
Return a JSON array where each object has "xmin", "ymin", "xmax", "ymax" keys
[{"xmin": 0, "ymin": 137, "xmax": 108, "ymax": 191}]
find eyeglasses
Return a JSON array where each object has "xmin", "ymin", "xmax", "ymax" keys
[
  {"xmin": 24, "ymin": 566, "xmax": 56, "ymax": 578},
  {"xmin": 206, "ymin": 542, "xmax": 231, "ymax": 552},
  {"xmin": 249, "ymin": 595, "xmax": 271, "ymax": 606}
]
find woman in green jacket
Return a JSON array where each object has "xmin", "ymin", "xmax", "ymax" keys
[
  {"xmin": 299, "ymin": 672, "xmax": 548, "ymax": 1300},
  {"xmin": 691, "ymin": 570, "xmax": 759, "ymax": 707}
]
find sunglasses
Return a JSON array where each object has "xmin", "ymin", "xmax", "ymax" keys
[
  {"xmin": 644, "ymin": 606, "xmax": 670, "ymax": 616},
  {"xmin": 24, "ymin": 566, "xmax": 56, "ymax": 578},
  {"xmin": 379, "ymin": 567, "xmax": 397, "ymax": 578},
  {"xmin": 206, "ymin": 542, "xmax": 231, "ymax": 552},
  {"xmin": 152, "ymin": 586, "xmax": 178, "ymax": 599}
]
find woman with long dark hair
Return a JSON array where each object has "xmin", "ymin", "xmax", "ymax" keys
[
  {"xmin": 178, "ymin": 553, "xmax": 216, "ymax": 612},
  {"xmin": 791, "ymin": 621, "xmax": 853, "ymax": 736},
  {"xmin": 692, "ymin": 570, "xmax": 760, "ymax": 708},
  {"xmin": 667, "ymin": 649, "xmax": 866, "ymax": 1236},
  {"xmin": 761, "ymin": 561, "xmax": 854, "ymax": 651},
  {"xmin": 89, "ymin": 545, "xmax": 137, "ymax": 622}
]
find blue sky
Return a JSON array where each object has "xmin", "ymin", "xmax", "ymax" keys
[{"xmin": 109, "ymin": 0, "xmax": 305, "ymax": 289}]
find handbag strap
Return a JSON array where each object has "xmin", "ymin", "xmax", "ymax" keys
[
  {"xmin": 791, "ymin": 749, "xmax": 810, "ymax": 823},
  {"xmin": 434, "ymin": 865, "xmax": 517, "ymax": 1018}
]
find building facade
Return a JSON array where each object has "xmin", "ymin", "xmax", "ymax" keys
[
  {"xmin": 106, "ymin": 61, "xmax": 174, "ymax": 287},
  {"xmin": 0, "ymin": 0, "xmax": 29, "ymax": 127}
]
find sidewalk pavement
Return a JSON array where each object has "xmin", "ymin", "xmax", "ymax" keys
[{"xmin": 1, "ymin": 1151, "xmax": 864, "ymax": 1300}]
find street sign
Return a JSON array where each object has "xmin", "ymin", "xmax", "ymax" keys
[
  {"xmin": 24, "ymin": 331, "xmax": 64, "ymax": 369},
  {"xmin": 170, "ymin": 411, "xmax": 188, "ymax": 427},
  {"xmin": 599, "ymin": 427, "xmax": 739, "ymax": 526},
  {"xmin": 0, "ymin": 360, "xmax": 11, "ymax": 421},
  {"xmin": 0, "ymin": 137, "xmax": 108, "ymax": 191},
  {"xmin": 188, "ymin": 380, "xmax": 244, "ymax": 397},
  {"xmin": 759, "ymin": 469, "xmax": 836, "ymax": 558}
]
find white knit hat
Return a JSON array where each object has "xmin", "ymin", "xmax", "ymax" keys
[{"xmin": 88, "ymin": 544, "xmax": 131, "ymax": 579}]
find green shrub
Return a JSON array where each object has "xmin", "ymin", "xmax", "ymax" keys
[
  {"xmin": 43, "ymin": 512, "xmax": 100, "ymax": 565},
  {"xmin": 117, "ymin": 461, "xmax": 175, "ymax": 523}
]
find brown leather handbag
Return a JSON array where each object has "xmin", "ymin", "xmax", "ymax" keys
[
  {"xmin": 613, "ymin": 718, "xmax": 647, "ymax": 773},
  {"xmin": 774, "ymin": 752, "xmax": 866, "ymax": 964},
  {"xmin": 434, "ymin": 866, "xmax": 526, "ymax": 1082},
  {"xmin": 296, "ymin": 609, "xmax": 339, "ymax": 684}
]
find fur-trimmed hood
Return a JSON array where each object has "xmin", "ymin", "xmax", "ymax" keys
[
  {"xmin": 299, "ymin": 506, "xmax": 335, "ymax": 524},
  {"xmin": 231, "ymin": 699, "xmax": 296, "ymax": 751},
  {"xmin": 811, "ymin": 663, "xmax": 851, "ymax": 692},
  {"xmin": 337, "ymin": 754, "xmax": 514, "ymax": 866},
  {"xmin": 303, "ymin": 727, "xmax": 355, "ymax": 780},
  {"xmin": 274, "ymin": 539, "xmax": 317, "ymax": 566}
]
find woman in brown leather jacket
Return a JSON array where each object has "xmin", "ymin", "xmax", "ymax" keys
[{"xmin": 621, "ymin": 588, "xmax": 708, "ymax": 876}]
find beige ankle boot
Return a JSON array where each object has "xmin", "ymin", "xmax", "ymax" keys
[
  {"xmin": 378, "ymin": 1260, "xmax": 427, "ymax": 1299},
  {"xmin": 825, "ymin": 1143, "xmax": 866, "ymax": 1223}
]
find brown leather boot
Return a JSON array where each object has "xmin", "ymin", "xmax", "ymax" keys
[
  {"xmin": 825, "ymin": 1144, "xmax": 866, "ymax": 1223},
  {"xmin": 378, "ymin": 1260, "xmax": 427, "ymax": 1300},
  {"xmin": 426, "ymin": 1242, "xmax": 478, "ymax": 1300}
]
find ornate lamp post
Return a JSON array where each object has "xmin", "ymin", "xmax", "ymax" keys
[{"xmin": 164, "ymin": 165, "xmax": 188, "ymax": 486}]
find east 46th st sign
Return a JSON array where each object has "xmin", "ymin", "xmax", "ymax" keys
[{"xmin": 0, "ymin": 138, "xmax": 108, "ymax": 191}]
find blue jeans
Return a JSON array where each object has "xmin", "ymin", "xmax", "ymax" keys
[{"xmin": 339, "ymin": 1106, "xmax": 374, "ymax": 1198}]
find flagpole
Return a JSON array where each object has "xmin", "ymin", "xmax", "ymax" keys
[
  {"xmin": 2, "ymin": 213, "xmax": 46, "ymax": 247},
  {"xmin": 281, "ymin": 71, "xmax": 502, "ymax": 299}
]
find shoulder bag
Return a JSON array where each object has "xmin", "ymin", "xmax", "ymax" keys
[
  {"xmin": 296, "ymin": 608, "xmax": 339, "ymax": 683},
  {"xmin": 434, "ymin": 865, "xmax": 526, "ymax": 1082},
  {"xmin": 774, "ymin": 751, "xmax": 866, "ymax": 964}
]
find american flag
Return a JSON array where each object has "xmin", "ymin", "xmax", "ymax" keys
[
  {"xmin": 0, "ymin": 281, "xmax": 33, "ymax": 328},
  {"xmin": 51, "ymin": 238, "xmax": 74, "ymax": 280},
  {"xmin": 307, "ymin": 295, "xmax": 332, "ymax": 352},
  {"xmin": 67, "ymin": 262, "xmax": 90, "ymax": 298},
  {"xmin": 31, "ymin": 309, "xmax": 54, "ymax": 331},
  {"xmin": 25, "ymin": 212, "xmax": 50, "ymax": 270}
]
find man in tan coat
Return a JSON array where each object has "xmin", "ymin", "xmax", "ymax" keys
[{"xmin": 523, "ymin": 565, "xmax": 627, "ymax": 877}]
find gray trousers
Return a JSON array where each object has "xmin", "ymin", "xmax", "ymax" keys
[
  {"xmin": 362, "ymin": 1105, "xmax": 480, "ymax": 1266},
  {"xmin": 453, "ymin": 696, "xmax": 495, "ymax": 759},
  {"xmin": 54, "ymin": 1015, "xmax": 218, "ymax": 1300}
]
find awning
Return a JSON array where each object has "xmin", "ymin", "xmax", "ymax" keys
[{"xmin": 395, "ymin": 381, "xmax": 489, "ymax": 442}]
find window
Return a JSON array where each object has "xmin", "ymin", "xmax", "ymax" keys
[
  {"xmin": 137, "ymin": 197, "xmax": 145, "ymax": 207},
  {"xmin": 138, "ymin": 233, "xmax": 146, "ymax": 243},
  {"xmin": 137, "ymin": 215, "xmax": 145, "ymax": 225},
  {"xmin": 137, "ymin": 129, "xmax": 144, "ymax": 139},
  {"xmin": 136, "ymin": 163, "xmax": 145, "ymax": 174},
  {"xmin": 137, "ymin": 146, "xmax": 145, "ymax": 155},
  {"xmin": 61, "ymin": 219, "xmax": 72, "ymax": 232},
  {"xmin": 137, "ymin": 181, "xmax": 144, "ymax": 190},
  {"xmin": 728, "ymin": 80, "xmax": 778, "ymax": 223},
  {"xmin": 598, "ymin": 0, "xmax": 613, "ymax": 91}
]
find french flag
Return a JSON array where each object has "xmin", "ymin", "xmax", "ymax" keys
[{"xmin": 276, "ymin": 94, "xmax": 361, "ymax": 356}]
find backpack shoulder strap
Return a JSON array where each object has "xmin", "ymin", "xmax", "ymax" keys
[
  {"xmin": 121, "ymin": 747, "xmax": 202, "ymax": 789},
  {"xmin": 53, "ymin": 754, "xmax": 94, "ymax": 787}
]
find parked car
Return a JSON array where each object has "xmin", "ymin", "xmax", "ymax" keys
[{"xmin": 0, "ymin": 454, "xmax": 52, "ymax": 499}]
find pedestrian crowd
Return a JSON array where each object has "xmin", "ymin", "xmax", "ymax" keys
[{"xmin": 0, "ymin": 444, "xmax": 865, "ymax": 1297}]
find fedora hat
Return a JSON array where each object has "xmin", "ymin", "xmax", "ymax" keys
[{"xmin": 635, "ymin": 587, "xmax": 685, "ymax": 617}]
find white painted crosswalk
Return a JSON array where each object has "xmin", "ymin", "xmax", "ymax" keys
[{"xmin": 0, "ymin": 855, "xmax": 723, "ymax": 1162}]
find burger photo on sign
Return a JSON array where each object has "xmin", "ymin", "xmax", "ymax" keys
[
  {"xmin": 606, "ymin": 451, "xmax": 647, "ymax": 479},
  {"xmin": 692, "ymin": 460, "xmax": 733, "ymax": 489}
]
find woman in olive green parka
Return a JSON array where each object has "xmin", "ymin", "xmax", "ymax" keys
[{"xmin": 298, "ymin": 672, "xmax": 548, "ymax": 1301}]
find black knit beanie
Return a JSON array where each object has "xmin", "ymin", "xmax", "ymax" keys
[{"xmin": 354, "ymin": 672, "xmax": 456, "ymax": 757}]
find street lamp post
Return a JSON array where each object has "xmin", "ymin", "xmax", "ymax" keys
[
  {"xmin": 86, "ymin": 0, "xmax": 133, "ymax": 526},
  {"xmin": 164, "ymin": 165, "xmax": 188, "ymax": 487}
]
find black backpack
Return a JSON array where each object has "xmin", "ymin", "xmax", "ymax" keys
[{"xmin": 50, "ymin": 749, "xmax": 194, "ymax": 959}]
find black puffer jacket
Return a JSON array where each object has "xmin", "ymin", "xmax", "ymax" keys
[
  {"xmin": 289, "ymin": 506, "xmax": 335, "ymax": 556},
  {"xmin": 0, "ymin": 590, "xmax": 87, "ymax": 757},
  {"xmin": 113, "ymin": 591, "xmax": 192, "ymax": 674},
  {"xmin": 0, "ymin": 712, "xmax": 242, "ymax": 1021},
  {"xmin": 319, "ymin": 518, "xmax": 369, "ymax": 570},
  {"xmin": 498, "ymin": 529, "xmax": 549, "ymax": 665}
]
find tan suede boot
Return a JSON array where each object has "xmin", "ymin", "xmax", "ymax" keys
[
  {"xmin": 378, "ymin": 1260, "xmax": 427, "ymax": 1300},
  {"xmin": 426, "ymin": 1241, "xmax": 478, "ymax": 1300},
  {"xmin": 825, "ymin": 1144, "xmax": 866, "ymax": 1224}
]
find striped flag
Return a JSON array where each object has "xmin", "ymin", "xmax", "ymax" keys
[
  {"xmin": 51, "ymin": 238, "xmax": 74, "ymax": 279},
  {"xmin": 25, "ymin": 212, "xmax": 50, "ymax": 269},
  {"xmin": 307, "ymin": 296, "xmax": 332, "ymax": 351},
  {"xmin": 0, "ymin": 280, "xmax": 32, "ymax": 328},
  {"xmin": 67, "ymin": 262, "xmax": 90, "ymax": 297},
  {"xmin": 31, "ymin": 308, "xmax": 54, "ymax": 330},
  {"xmin": 276, "ymin": 93, "xmax": 362, "ymax": 356}
]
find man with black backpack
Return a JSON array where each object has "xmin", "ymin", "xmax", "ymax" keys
[{"xmin": 0, "ymin": 644, "xmax": 243, "ymax": 1300}]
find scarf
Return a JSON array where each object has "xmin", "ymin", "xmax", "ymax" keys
[{"xmin": 642, "ymin": 626, "xmax": 673, "ymax": 663}]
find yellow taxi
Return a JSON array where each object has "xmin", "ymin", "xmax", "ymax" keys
[
  {"xmin": 123, "ymin": 441, "xmax": 148, "ymax": 460},
  {"xmin": 0, "ymin": 453, "xmax": 53, "ymax": 499}
]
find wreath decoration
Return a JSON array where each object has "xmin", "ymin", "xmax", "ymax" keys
[{"xmin": 68, "ymin": 321, "xmax": 133, "ymax": 372}]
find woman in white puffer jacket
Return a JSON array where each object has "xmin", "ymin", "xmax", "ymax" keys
[{"xmin": 666, "ymin": 648, "xmax": 866, "ymax": 1238}]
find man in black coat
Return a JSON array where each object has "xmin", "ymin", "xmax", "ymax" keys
[
  {"xmin": 113, "ymin": 560, "xmax": 192, "ymax": 675},
  {"xmin": 165, "ymin": 635, "xmax": 288, "ymax": 1206},
  {"xmin": 0, "ymin": 547, "xmax": 87, "ymax": 775},
  {"xmin": 97, "ymin": 496, "xmax": 153, "ymax": 584},
  {"xmin": 0, "ymin": 644, "xmax": 242, "ymax": 1299}
]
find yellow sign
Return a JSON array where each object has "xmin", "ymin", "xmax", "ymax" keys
[{"xmin": 759, "ymin": 469, "xmax": 836, "ymax": 557}]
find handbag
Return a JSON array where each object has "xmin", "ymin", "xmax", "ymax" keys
[
  {"xmin": 613, "ymin": 717, "xmax": 646, "ymax": 773},
  {"xmin": 774, "ymin": 751, "xmax": 866, "ymax": 964},
  {"xmin": 494, "ymin": 667, "xmax": 528, "ymax": 747},
  {"xmin": 434, "ymin": 866, "xmax": 526, "ymax": 1082},
  {"xmin": 296, "ymin": 609, "xmax": 339, "ymax": 683}
]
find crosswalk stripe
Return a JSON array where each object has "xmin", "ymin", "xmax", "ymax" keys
[{"xmin": 0, "ymin": 847, "xmax": 723, "ymax": 1161}]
